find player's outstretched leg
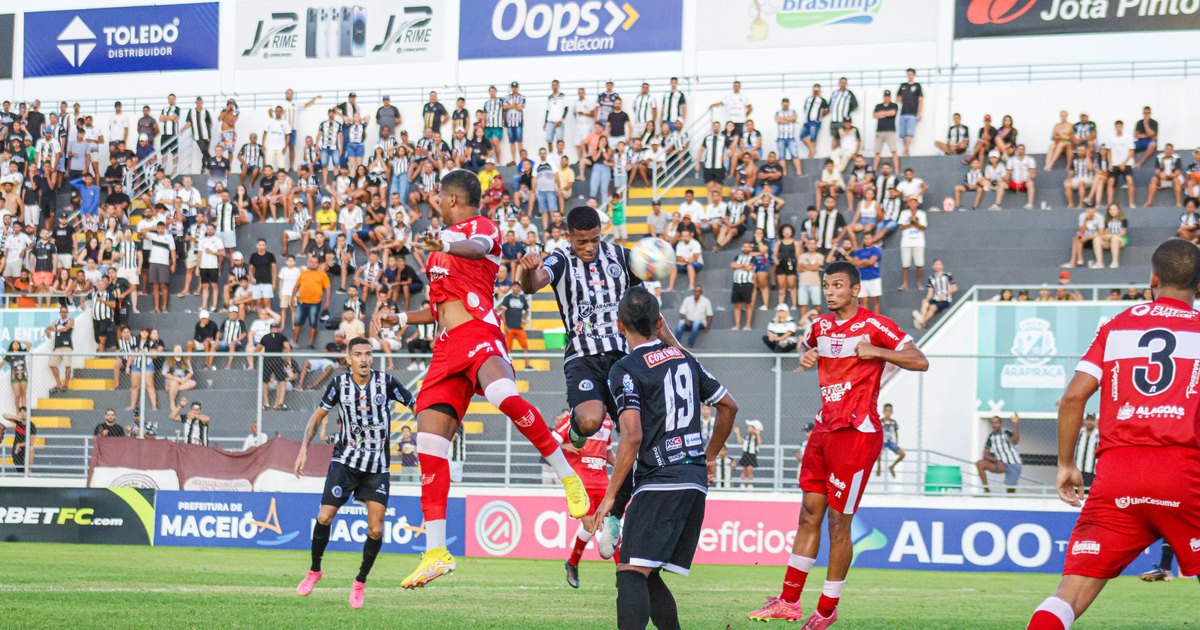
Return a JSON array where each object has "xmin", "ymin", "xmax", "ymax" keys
[
  {"xmin": 1027, "ymin": 575, "xmax": 1107, "ymax": 629},
  {"xmin": 297, "ymin": 509, "xmax": 334, "ymax": 596},
  {"xmin": 403, "ymin": 411, "xmax": 459, "ymax": 589},
  {"xmin": 482, "ymin": 368, "xmax": 589, "ymax": 518}
]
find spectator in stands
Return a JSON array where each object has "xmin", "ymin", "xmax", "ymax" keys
[
  {"xmin": 675, "ymin": 285, "xmax": 713, "ymax": 349},
  {"xmin": 830, "ymin": 119, "xmax": 860, "ymax": 176},
  {"xmin": 1072, "ymin": 112, "xmax": 1098, "ymax": 158},
  {"xmin": 1097, "ymin": 204, "xmax": 1128, "ymax": 268},
  {"xmin": 3, "ymin": 407, "xmax": 34, "ymax": 469},
  {"xmin": 1063, "ymin": 145, "xmax": 1096, "ymax": 209},
  {"xmin": 897, "ymin": 68, "xmax": 923, "ymax": 156},
  {"xmin": 996, "ymin": 144, "xmax": 1037, "ymax": 210},
  {"xmin": 854, "ymin": 233, "xmax": 883, "ymax": 311},
  {"xmin": 643, "ymin": 200, "xmax": 668, "ymax": 239},
  {"xmin": 772, "ymin": 224, "xmax": 801, "ymax": 310},
  {"xmin": 1178, "ymin": 198, "xmax": 1199, "ymax": 243},
  {"xmin": 711, "ymin": 80, "xmax": 752, "ymax": 138},
  {"xmin": 1045, "ymin": 110, "xmax": 1074, "ymax": 171},
  {"xmin": 5, "ymin": 340, "xmax": 28, "ymax": 411},
  {"xmin": 976, "ymin": 414, "xmax": 1022, "ymax": 494},
  {"xmin": 1146, "ymin": 143, "xmax": 1183, "ymax": 207},
  {"xmin": 872, "ymin": 89, "xmax": 900, "ymax": 173},
  {"xmin": 993, "ymin": 115, "xmax": 1019, "ymax": 157},
  {"xmin": 815, "ymin": 159, "xmax": 845, "ymax": 210},
  {"xmin": 897, "ymin": 197, "xmax": 927, "ymax": 291},
  {"xmin": 1133, "ymin": 106, "xmax": 1159, "ymax": 168},
  {"xmin": 242, "ymin": 422, "xmax": 268, "ymax": 451},
  {"xmin": 964, "ymin": 114, "xmax": 997, "ymax": 166},
  {"xmin": 217, "ymin": 305, "xmax": 249, "ymax": 370},
  {"xmin": 93, "ymin": 408, "xmax": 125, "ymax": 438},
  {"xmin": 162, "ymin": 345, "xmax": 196, "ymax": 411},
  {"xmin": 846, "ymin": 154, "xmax": 874, "ymax": 208},
  {"xmin": 171, "ymin": 400, "xmax": 210, "ymax": 446},
  {"xmin": 729, "ymin": 241, "xmax": 756, "ymax": 330},
  {"xmin": 953, "ymin": 158, "xmax": 986, "ymax": 211},
  {"xmin": 498, "ymin": 284, "xmax": 531, "ymax": 365},
  {"xmin": 896, "ymin": 167, "xmax": 928, "ymax": 204},
  {"xmin": 913, "ymin": 259, "xmax": 956, "ymax": 331},
  {"xmin": 1063, "ymin": 202, "xmax": 1104, "ymax": 269},
  {"xmin": 45, "ymin": 304, "xmax": 74, "ymax": 394},
  {"xmin": 762, "ymin": 304, "xmax": 799, "ymax": 352},
  {"xmin": 935, "ymin": 112, "xmax": 969, "ymax": 156},
  {"xmin": 397, "ymin": 425, "xmax": 419, "ymax": 482},
  {"xmin": 555, "ymin": 156, "xmax": 576, "ymax": 216},
  {"xmin": 293, "ymin": 255, "xmax": 330, "ymax": 348},
  {"xmin": 775, "ymin": 97, "xmax": 802, "ymax": 175},
  {"xmin": 186, "ymin": 310, "xmax": 219, "ymax": 365},
  {"xmin": 125, "ymin": 327, "xmax": 157, "ymax": 411},
  {"xmin": 1186, "ymin": 148, "xmax": 1200, "ymax": 200},
  {"xmin": 297, "ymin": 331, "xmax": 347, "ymax": 390},
  {"xmin": 1108, "ymin": 120, "xmax": 1136, "ymax": 208},
  {"xmin": 256, "ymin": 321, "xmax": 291, "ymax": 411},
  {"xmin": 669, "ymin": 229, "xmax": 703, "ymax": 292}
]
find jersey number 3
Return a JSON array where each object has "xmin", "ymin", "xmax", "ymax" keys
[
  {"xmin": 663, "ymin": 363, "xmax": 695, "ymax": 432},
  {"xmin": 1133, "ymin": 329, "xmax": 1176, "ymax": 396}
]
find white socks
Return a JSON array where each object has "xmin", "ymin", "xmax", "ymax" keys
[
  {"xmin": 788, "ymin": 554, "xmax": 816, "ymax": 572},
  {"xmin": 822, "ymin": 580, "xmax": 845, "ymax": 599},
  {"xmin": 425, "ymin": 519, "xmax": 447, "ymax": 550},
  {"xmin": 1035, "ymin": 597, "xmax": 1075, "ymax": 629},
  {"xmin": 546, "ymin": 449, "xmax": 576, "ymax": 480}
]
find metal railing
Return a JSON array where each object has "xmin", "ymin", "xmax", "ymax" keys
[
  {"xmin": 651, "ymin": 107, "xmax": 715, "ymax": 201},
  {"xmin": 0, "ymin": 349, "xmax": 1073, "ymax": 497}
]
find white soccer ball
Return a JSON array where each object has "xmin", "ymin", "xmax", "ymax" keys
[{"xmin": 629, "ymin": 237, "xmax": 677, "ymax": 282}]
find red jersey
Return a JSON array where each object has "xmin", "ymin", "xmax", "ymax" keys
[
  {"xmin": 425, "ymin": 215, "xmax": 503, "ymax": 326},
  {"xmin": 802, "ymin": 308, "xmax": 912, "ymax": 433},
  {"xmin": 1076, "ymin": 297, "xmax": 1200, "ymax": 454},
  {"xmin": 552, "ymin": 416, "xmax": 613, "ymax": 491}
]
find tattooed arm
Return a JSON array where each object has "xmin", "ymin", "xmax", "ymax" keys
[{"xmin": 294, "ymin": 407, "xmax": 329, "ymax": 477}]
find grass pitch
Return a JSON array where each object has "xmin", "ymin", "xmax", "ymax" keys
[{"xmin": 2, "ymin": 543, "xmax": 1196, "ymax": 628}]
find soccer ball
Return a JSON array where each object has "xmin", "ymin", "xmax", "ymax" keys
[{"xmin": 629, "ymin": 237, "xmax": 676, "ymax": 282}]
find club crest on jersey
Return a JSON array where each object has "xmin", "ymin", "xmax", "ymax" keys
[
  {"xmin": 578, "ymin": 302, "xmax": 595, "ymax": 318},
  {"xmin": 644, "ymin": 346, "xmax": 684, "ymax": 368},
  {"xmin": 606, "ymin": 262, "xmax": 622, "ymax": 278},
  {"xmin": 371, "ymin": 394, "xmax": 384, "ymax": 406},
  {"xmin": 829, "ymin": 337, "xmax": 845, "ymax": 357},
  {"xmin": 622, "ymin": 373, "xmax": 635, "ymax": 394}
]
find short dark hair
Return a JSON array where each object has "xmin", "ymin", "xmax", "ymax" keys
[
  {"xmin": 566, "ymin": 206, "xmax": 601, "ymax": 232},
  {"xmin": 825, "ymin": 261, "xmax": 861, "ymax": 286},
  {"xmin": 347, "ymin": 337, "xmax": 372, "ymax": 353},
  {"xmin": 618, "ymin": 286, "xmax": 659, "ymax": 338},
  {"xmin": 440, "ymin": 169, "xmax": 481, "ymax": 208},
  {"xmin": 1152, "ymin": 238, "xmax": 1200, "ymax": 290}
]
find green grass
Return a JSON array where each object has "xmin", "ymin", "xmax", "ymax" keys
[{"xmin": 2, "ymin": 543, "xmax": 1197, "ymax": 628}]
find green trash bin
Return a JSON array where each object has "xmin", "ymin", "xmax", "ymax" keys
[
  {"xmin": 924, "ymin": 465, "xmax": 963, "ymax": 494},
  {"xmin": 543, "ymin": 328, "xmax": 567, "ymax": 351}
]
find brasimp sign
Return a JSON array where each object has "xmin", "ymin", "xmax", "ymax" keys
[
  {"xmin": 23, "ymin": 3, "xmax": 219, "ymax": 78},
  {"xmin": 458, "ymin": 0, "xmax": 683, "ymax": 59},
  {"xmin": 693, "ymin": 0, "xmax": 935, "ymax": 51}
]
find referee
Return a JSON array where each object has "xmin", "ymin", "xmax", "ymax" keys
[{"xmin": 293, "ymin": 337, "xmax": 415, "ymax": 608}]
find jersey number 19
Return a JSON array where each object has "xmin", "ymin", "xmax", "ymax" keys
[{"xmin": 663, "ymin": 363, "xmax": 695, "ymax": 431}]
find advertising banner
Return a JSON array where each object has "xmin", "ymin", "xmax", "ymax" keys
[
  {"xmin": 694, "ymin": 0, "xmax": 936, "ymax": 51},
  {"xmin": 236, "ymin": 0, "xmax": 442, "ymax": 69},
  {"xmin": 23, "ymin": 3, "xmax": 220, "ymax": 78},
  {"xmin": 0, "ymin": 308, "xmax": 80, "ymax": 346},
  {"xmin": 458, "ymin": 0, "xmax": 683, "ymax": 60},
  {"xmin": 0, "ymin": 487, "xmax": 155, "ymax": 545},
  {"xmin": 155, "ymin": 490, "xmax": 466, "ymax": 555},
  {"xmin": 0, "ymin": 15, "xmax": 13, "ymax": 80},
  {"xmin": 976, "ymin": 302, "xmax": 1128, "ymax": 414},
  {"xmin": 89, "ymin": 436, "xmax": 332, "ymax": 493},
  {"xmin": 955, "ymin": 0, "xmax": 1200, "ymax": 38},
  {"xmin": 465, "ymin": 494, "xmax": 1153, "ymax": 574}
]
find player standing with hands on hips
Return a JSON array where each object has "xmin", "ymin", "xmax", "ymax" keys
[
  {"xmin": 1028, "ymin": 238, "xmax": 1200, "ymax": 630},
  {"xmin": 748, "ymin": 260, "xmax": 927, "ymax": 627},
  {"xmin": 585, "ymin": 286, "xmax": 739, "ymax": 630},
  {"xmin": 293, "ymin": 337, "xmax": 415, "ymax": 609},
  {"xmin": 375, "ymin": 170, "xmax": 590, "ymax": 589}
]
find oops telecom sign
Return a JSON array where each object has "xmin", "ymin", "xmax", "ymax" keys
[{"xmin": 459, "ymin": 0, "xmax": 682, "ymax": 59}]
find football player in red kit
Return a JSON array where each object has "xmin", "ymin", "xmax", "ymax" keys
[
  {"xmin": 1028, "ymin": 239, "xmax": 1200, "ymax": 630},
  {"xmin": 553, "ymin": 413, "xmax": 616, "ymax": 588},
  {"xmin": 377, "ymin": 170, "xmax": 589, "ymax": 589},
  {"xmin": 748, "ymin": 261, "xmax": 928, "ymax": 627}
]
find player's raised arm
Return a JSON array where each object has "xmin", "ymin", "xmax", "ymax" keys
[
  {"xmin": 1055, "ymin": 372, "xmax": 1099, "ymax": 507},
  {"xmin": 418, "ymin": 231, "xmax": 493, "ymax": 260},
  {"xmin": 517, "ymin": 250, "xmax": 551, "ymax": 294},
  {"xmin": 376, "ymin": 304, "xmax": 435, "ymax": 331},
  {"xmin": 854, "ymin": 340, "xmax": 929, "ymax": 372},
  {"xmin": 294, "ymin": 406, "xmax": 329, "ymax": 477}
]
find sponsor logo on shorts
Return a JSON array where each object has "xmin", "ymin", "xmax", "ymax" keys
[
  {"xmin": 1071, "ymin": 540, "xmax": 1101, "ymax": 555},
  {"xmin": 428, "ymin": 265, "xmax": 450, "ymax": 280},
  {"xmin": 821, "ymin": 381, "xmax": 853, "ymax": 403},
  {"xmin": 516, "ymin": 410, "xmax": 536, "ymax": 428},
  {"xmin": 643, "ymin": 346, "xmax": 684, "ymax": 368},
  {"xmin": 1114, "ymin": 496, "xmax": 1181, "ymax": 509},
  {"xmin": 376, "ymin": 483, "xmax": 387, "ymax": 494},
  {"xmin": 578, "ymin": 379, "xmax": 594, "ymax": 392},
  {"xmin": 667, "ymin": 452, "xmax": 686, "ymax": 463},
  {"xmin": 1190, "ymin": 538, "xmax": 1200, "ymax": 552},
  {"xmin": 684, "ymin": 433, "xmax": 702, "ymax": 447},
  {"xmin": 420, "ymin": 474, "xmax": 436, "ymax": 486},
  {"xmin": 468, "ymin": 341, "xmax": 494, "ymax": 358},
  {"xmin": 331, "ymin": 485, "xmax": 343, "ymax": 498},
  {"xmin": 828, "ymin": 473, "xmax": 846, "ymax": 491},
  {"xmin": 666, "ymin": 437, "xmax": 683, "ymax": 451}
]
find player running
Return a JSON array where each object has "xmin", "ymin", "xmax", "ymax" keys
[
  {"xmin": 292, "ymin": 337, "xmax": 415, "ymax": 609},
  {"xmin": 554, "ymin": 413, "xmax": 615, "ymax": 589},
  {"xmin": 748, "ymin": 261, "xmax": 928, "ymax": 627},
  {"xmin": 1027, "ymin": 238, "xmax": 1200, "ymax": 630},
  {"xmin": 586, "ymin": 286, "xmax": 738, "ymax": 630},
  {"xmin": 377, "ymin": 170, "xmax": 589, "ymax": 589},
  {"xmin": 517, "ymin": 205, "xmax": 682, "ymax": 557}
]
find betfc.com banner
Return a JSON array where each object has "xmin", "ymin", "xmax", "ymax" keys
[
  {"xmin": 0, "ymin": 487, "xmax": 155, "ymax": 545},
  {"xmin": 465, "ymin": 494, "xmax": 1157, "ymax": 575}
]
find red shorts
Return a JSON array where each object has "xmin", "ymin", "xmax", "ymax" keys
[
  {"xmin": 32, "ymin": 271, "xmax": 53, "ymax": 287},
  {"xmin": 1063, "ymin": 446, "xmax": 1200, "ymax": 579},
  {"xmin": 414, "ymin": 318, "xmax": 510, "ymax": 421},
  {"xmin": 1007, "ymin": 180, "xmax": 1028, "ymax": 192},
  {"xmin": 585, "ymin": 487, "xmax": 607, "ymax": 518},
  {"xmin": 798, "ymin": 427, "xmax": 882, "ymax": 515}
]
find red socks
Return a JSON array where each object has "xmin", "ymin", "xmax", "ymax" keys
[
  {"xmin": 417, "ymin": 452, "xmax": 450, "ymax": 521},
  {"xmin": 780, "ymin": 554, "xmax": 815, "ymax": 603},
  {"xmin": 568, "ymin": 535, "xmax": 588, "ymax": 566},
  {"xmin": 1028, "ymin": 611, "xmax": 1066, "ymax": 630},
  {"xmin": 499, "ymin": 395, "xmax": 557, "ymax": 456},
  {"xmin": 817, "ymin": 595, "xmax": 839, "ymax": 617}
]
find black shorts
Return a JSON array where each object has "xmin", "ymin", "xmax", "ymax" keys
[
  {"xmin": 703, "ymin": 167, "xmax": 725, "ymax": 184},
  {"xmin": 739, "ymin": 452, "xmax": 759, "ymax": 468},
  {"xmin": 1109, "ymin": 165, "xmax": 1131, "ymax": 179},
  {"xmin": 160, "ymin": 135, "xmax": 178, "ymax": 154},
  {"xmin": 565, "ymin": 351, "xmax": 623, "ymax": 421},
  {"xmin": 321, "ymin": 461, "xmax": 390, "ymax": 507},
  {"xmin": 200, "ymin": 268, "xmax": 220, "ymax": 283},
  {"xmin": 263, "ymin": 358, "xmax": 288, "ymax": 383},
  {"xmin": 731, "ymin": 282, "xmax": 753, "ymax": 304},
  {"xmin": 932, "ymin": 300, "xmax": 951, "ymax": 313},
  {"xmin": 94, "ymin": 318, "xmax": 115, "ymax": 341},
  {"xmin": 620, "ymin": 488, "xmax": 706, "ymax": 575}
]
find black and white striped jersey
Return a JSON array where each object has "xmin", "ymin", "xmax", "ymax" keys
[
  {"xmin": 117, "ymin": 239, "xmax": 140, "ymax": 270},
  {"xmin": 317, "ymin": 120, "xmax": 342, "ymax": 149},
  {"xmin": 1075, "ymin": 428, "xmax": 1099, "ymax": 474},
  {"xmin": 542, "ymin": 241, "xmax": 642, "ymax": 360},
  {"xmin": 632, "ymin": 93, "xmax": 656, "ymax": 125},
  {"xmin": 239, "ymin": 143, "xmax": 262, "ymax": 167},
  {"xmin": 828, "ymin": 89, "xmax": 857, "ymax": 123},
  {"xmin": 503, "ymin": 94, "xmax": 526, "ymax": 127},
  {"xmin": 985, "ymin": 430, "xmax": 1020, "ymax": 465},
  {"xmin": 320, "ymin": 369, "xmax": 415, "ymax": 474},
  {"xmin": 701, "ymin": 133, "xmax": 724, "ymax": 169},
  {"xmin": 213, "ymin": 201, "xmax": 236, "ymax": 233},
  {"xmin": 182, "ymin": 414, "xmax": 208, "ymax": 446},
  {"xmin": 91, "ymin": 287, "xmax": 114, "ymax": 321},
  {"xmin": 776, "ymin": 109, "xmax": 798, "ymax": 139},
  {"xmin": 926, "ymin": 272, "xmax": 955, "ymax": 302},
  {"xmin": 484, "ymin": 97, "xmax": 504, "ymax": 128},
  {"xmin": 802, "ymin": 95, "xmax": 827, "ymax": 123},
  {"xmin": 661, "ymin": 90, "xmax": 686, "ymax": 123},
  {"xmin": 733, "ymin": 253, "xmax": 754, "ymax": 284},
  {"xmin": 185, "ymin": 108, "xmax": 211, "ymax": 141},
  {"xmin": 946, "ymin": 124, "xmax": 969, "ymax": 145}
]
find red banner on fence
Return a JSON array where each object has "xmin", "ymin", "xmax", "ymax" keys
[{"xmin": 89, "ymin": 437, "xmax": 332, "ymax": 493}]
